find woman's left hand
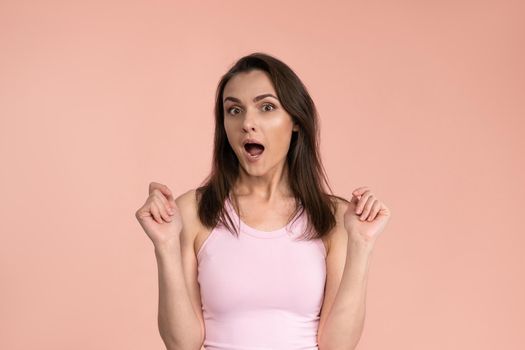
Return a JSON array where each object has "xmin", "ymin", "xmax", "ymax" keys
[{"xmin": 343, "ymin": 186, "xmax": 391, "ymax": 248}]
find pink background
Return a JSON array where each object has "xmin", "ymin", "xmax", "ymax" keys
[{"xmin": 1, "ymin": 0, "xmax": 523, "ymax": 349}]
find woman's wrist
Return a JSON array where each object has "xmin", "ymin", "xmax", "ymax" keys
[
  {"xmin": 347, "ymin": 236, "xmax": 375, "ymax": 256},
  {"xmin": 154, "ymin": 239, "xmax": 180, "ymax": 256}
]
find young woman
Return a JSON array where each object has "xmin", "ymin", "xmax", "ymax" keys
[{"xmin": 135, "ymin": 52, "xmax": 391, "ymax": 350}]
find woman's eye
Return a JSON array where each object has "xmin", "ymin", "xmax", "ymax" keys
[
  {"xmin": 262, "ymin": 103, "xmax": 275, "ymax": 111},
  {"xmin": 227, "ymin": 107, "xmax": 241, "ymax": 115},
  {"xmin": 226, "ymin": 104, "xmax": 275, "ymax": 115}
]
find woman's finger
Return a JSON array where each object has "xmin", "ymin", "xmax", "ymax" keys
[
  {"xmin": 149, "ymin": 182, "xmax": 175, "ymax": 204},
  {"xmin": 352, "ymin": 186, "xmax": 370, "ymax": 197},
  {"xmin": 367, "ymin": 200, "xmax": 382, "ymax": 221},
  {"xmin": 359, "ymin": 196, "xmax": 375, "ymax": 220},
  {"xmin": 153, "ymin": 190, "xmax": 174, "ymax": 215},
  {"xmin": 152, "ymin": 196, "xmax": 172, "ymax": 222},
  {"xmin": 355, "ymin": 190, "xmax": 373, "ymax": 214},
  {"xmin": 150, "ymin": 202, "xmax": 163, "ymax": 224},
  {"xmin": 161, "ymin": 184, "xmax": 175, "ymax": 205}
]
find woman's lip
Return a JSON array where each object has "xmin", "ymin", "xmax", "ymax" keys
[{"xmin": 243, "ymin": 147, "xmax": 264, "ymax": 162}]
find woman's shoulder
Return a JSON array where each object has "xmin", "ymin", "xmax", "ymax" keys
[
  {"xmin": 174, "ymin": 188, "xmax": 199, "ymax": 213},
  {"xmin": 174, "ymin": 188, "xmax": 206, "ymax": 233},
  {"xmin": 327, "ymin": 193, "xmax": 350, "ymax": 217},
  {"xmin": 175, "ymin": 188, "xmax": 212, "ymax": 256},
  {"xmin": 323, "ymin": 194, "xmax": 350, "ymax": 254}
]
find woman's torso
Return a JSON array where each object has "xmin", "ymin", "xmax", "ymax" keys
[{"xmin": 193, "ymin": 195, "xmax": 329, "ymax": 349}]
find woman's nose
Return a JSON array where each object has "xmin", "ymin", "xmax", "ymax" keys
[{"xmin": 241, "ymin": 108, "xmax": 257, "ymax": 130}]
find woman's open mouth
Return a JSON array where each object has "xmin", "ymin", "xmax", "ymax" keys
[{"xmin": 243, "ymin": 142, "xmax": 265, "ymax": 162}]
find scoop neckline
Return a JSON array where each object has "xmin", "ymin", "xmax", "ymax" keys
[{"xmin": 226, "ymin": 196, "xmax": 303, "ymax": 239}]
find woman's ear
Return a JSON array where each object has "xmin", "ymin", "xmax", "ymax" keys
[{"xmin": 292, "ymin": 122, "xmax": 299, "ymax": 132}]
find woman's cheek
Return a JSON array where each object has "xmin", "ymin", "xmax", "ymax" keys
[{"xmin": 273, "ymin": 137, "xmax": 289, "ymax": 158}]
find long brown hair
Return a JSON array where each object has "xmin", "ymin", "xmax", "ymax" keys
[{"xmin": 196, "ymin": 52, "xmax": 348, "ymax": 240}]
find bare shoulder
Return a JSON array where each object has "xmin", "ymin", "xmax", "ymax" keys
[
  {"xmin": 174, "ymin": 188, "xmax": 199, "ymax": 214},
  {"xmin": 323, "ymin": 195, "xmax": 350, "ymax": 255},
  {"xmin": 174, "ymin": 189, "xmax": 202, "ymax": 246},
  {"xmin": 174, "ymin": 188, "xmax": 210, "ymax": 257}
]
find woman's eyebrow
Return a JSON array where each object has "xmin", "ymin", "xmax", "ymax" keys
[{"xmin": 223, "ymin": 93, "xmax": 278, "ymax": 104}]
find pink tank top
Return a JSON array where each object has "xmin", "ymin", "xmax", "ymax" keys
[{"xmin": 197, "ymin": 196, "xmax": 327, "ymax": 349}]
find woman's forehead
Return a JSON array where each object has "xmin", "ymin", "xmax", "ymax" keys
[{"xmin": 223, "ymin": 70, "xmax": 276, "ymax": 98}]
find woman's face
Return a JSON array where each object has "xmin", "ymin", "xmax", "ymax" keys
[{"xmin": 223, "ymin": 69, "xmax": 299, "ymax": 176}]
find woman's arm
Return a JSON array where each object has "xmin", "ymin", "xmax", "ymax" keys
[
  {"xmin": 154, "ymin": 240, "xmax": 203, "ymax": 350},
  {"xmin": 318, "ymin": 239, "xmax": 373, "ymax": 350},
  {"xmin": 154, "ymin": 189, "xmax": 205, "ymax": 350},
  {"xmin": 319, "ymin": 187, "xmax": 389, "ymax": 349},
  {"xmin": 136, "ymin": 183, "xmax": 205, "ymax": 349}
]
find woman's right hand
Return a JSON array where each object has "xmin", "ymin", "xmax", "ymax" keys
[{"xmin": 135, "ymin": 182, "xmax": 183, "ymax": 248}]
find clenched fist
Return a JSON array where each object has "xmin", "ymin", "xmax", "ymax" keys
[{"xmin": 135, "ymin": 182, "xmax": 183, "ymax": 248}]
